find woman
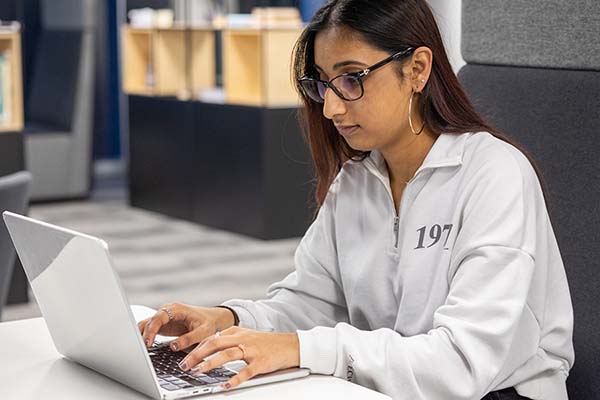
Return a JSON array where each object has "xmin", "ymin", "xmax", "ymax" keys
[{"xmin": 139, "ymin": 1, "xmax": 574, "ymax": 399}]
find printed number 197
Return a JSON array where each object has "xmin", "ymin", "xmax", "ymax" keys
[{"xmin": 415, "ymin": 224, "xmax": 453, "ymax": 250}]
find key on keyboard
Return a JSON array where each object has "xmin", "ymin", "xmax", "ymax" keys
[{"xmin": 148, "ymin": 344, "xmax": 237, "ymax": 391}]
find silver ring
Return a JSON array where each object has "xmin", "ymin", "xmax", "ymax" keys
[
  {"xmin": 215, "ymin": 331, "xmax": 221, "ymax": 338},
  {"xmin": 160, "ymin": 307, "xmax": 174, "ymax": 322}
]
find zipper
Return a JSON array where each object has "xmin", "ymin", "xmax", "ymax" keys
[
  {"xmin": 363, "ymin": 158, "xmax": 414, "ymax": 250},
  {"xmin": 364, "ymin": 145, "xmax": 461, "ymax": 250},
  {"xmin": 393, "ymin": 217, "xmax": 400, "ymax": 248},
  {"xmin": 371, "ymin": 167, "xmax": 402, "ymax": 249},
  {"xmin": 393, "ymin": 180, "xmax": 414, "ymax": 249}
]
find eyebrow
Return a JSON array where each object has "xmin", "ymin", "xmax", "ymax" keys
[{"xmin": 314, "ymin": 60, "xmax": 369, "ymax": 72}]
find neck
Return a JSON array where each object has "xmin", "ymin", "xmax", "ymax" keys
[{"xmin": 382, "ymin": 127, "xmax": 437, "ymax": 187}]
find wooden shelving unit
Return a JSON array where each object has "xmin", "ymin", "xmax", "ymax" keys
[
  {"xmin": 223, "ymin": 27, "xmax": 302, "ymax": 107},
  {"xmin": 121, "ymin": 28, "xmax": 153, "ymax": 95},
  {"xmin": 0, "ymin": 29, "xmax": 24, "ymax": 133},
  {"xmin": 189, "ymin": 29, "xmax": 217, "ymax": 95},
  {"xmin": 121, "ymin": 22, "xmax": 302, "ymax": 106},
  {"xmin": 121, "ymin": 26, "xmax": 215, "ymax": 97}
]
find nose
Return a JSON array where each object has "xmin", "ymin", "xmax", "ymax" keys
[{"xmin": 322, "ymin": 87, "xmax": 347, "ymax": 120}]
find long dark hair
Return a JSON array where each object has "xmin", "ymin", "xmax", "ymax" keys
[{"xmin": 292, "ymin": 0, "xmax": 545, "ymax": 208}]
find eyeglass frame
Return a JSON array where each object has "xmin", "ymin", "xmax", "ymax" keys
[{"xmin": 298, "ymin": 47, "xmax": 415, "ymax": 103}]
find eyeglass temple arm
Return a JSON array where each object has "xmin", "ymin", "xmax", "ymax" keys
[{"xmin": 360, "ymin": 47, "xmax": 415, "ymax": 76}]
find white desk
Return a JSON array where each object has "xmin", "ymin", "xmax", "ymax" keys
[{"xmin": 0, "ymin": 317, "xmax": 390, "ymax": 400}]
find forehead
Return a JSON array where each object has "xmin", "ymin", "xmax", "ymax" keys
[{"xmin": 313, "ymin": 27, "xmax": 386, "ymax": 71}]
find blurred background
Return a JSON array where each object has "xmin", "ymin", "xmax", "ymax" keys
[{"xmin": 0, "ymin": 0, "xmax": 463, "ymax": 321}]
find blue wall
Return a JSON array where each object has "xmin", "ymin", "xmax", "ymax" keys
[{"xmin": 298, "ymin": 0, "xmax": 325, "ymax": 22}]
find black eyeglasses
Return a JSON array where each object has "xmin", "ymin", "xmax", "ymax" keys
[{"xmin": 298, "ymin": 47, "xmax": 415, "ymax": 103}]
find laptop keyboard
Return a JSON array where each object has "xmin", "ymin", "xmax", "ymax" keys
[{"xmin": 149, "ymin": 344, "xmax": 238, "ymax": 392}]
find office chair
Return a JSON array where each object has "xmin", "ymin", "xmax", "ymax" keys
[
  {"xmin": 458, "ymin": 1, "xmax": 600, "ymax": 398},
  {"xmin": 0, "ymin": 171, "xmax": 32, "ymax": 320}
]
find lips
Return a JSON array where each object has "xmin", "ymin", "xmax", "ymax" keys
[{"xmin": 335, "ymin": 125, "xmax": 360, "ymax": 137}]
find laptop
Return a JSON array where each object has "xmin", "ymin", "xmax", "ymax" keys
[{"xmin": 2, "ymin": 211, "xmax": 309, "ymax": 399}]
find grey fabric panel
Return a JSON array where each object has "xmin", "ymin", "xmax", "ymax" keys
[
  {"xmin": 66, "ymin": 29, "xmax": 95, "ymax": 197},
  {"xmin": 458, "ymin": 64, "xmax": 600, "ymax": 399},
  {"xmin": 462, "ymin": 0, "xmax": 600, "ymax": 70},
  {"xmin": 26, "ymin": 20, "xmax": 95, "ymax": 200},
  {"xmin": 25, "ymin": 135, "xmax": 72, "ymax": 200},
  {"xmin": 0, "ymin": 171, "xmax": 31, "ymax": 319},
  {"xmin": 41, "ymin": 0, "xmax": 96, "ymax": 30}
]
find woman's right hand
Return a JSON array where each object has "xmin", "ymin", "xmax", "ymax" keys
[{"xmin": 137, "ymin": 303, "xmax": 235, "ymax": 351}]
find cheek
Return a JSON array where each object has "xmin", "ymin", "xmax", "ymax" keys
[
  {"xmin": 360, "ymin": 93, "xmax": 407, "ymax": 132},
  {"xmin": 365, "ymin": 78, "xmax": 407, "ymax": 119}
]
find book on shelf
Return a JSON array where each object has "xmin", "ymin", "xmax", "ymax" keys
[
  {"xmin": 0, "ymin": 51, "xmax": 13, "ymax": 127},
  {"xmin": 0, "ymin": 20, "xmax": 21, "ymax": 32}
]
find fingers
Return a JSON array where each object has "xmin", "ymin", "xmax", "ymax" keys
[
  {"xmin": 137, "ymin": 318, "xmax": 150, "ymax": 335},
  {"xmin": 223, "ymin": 365, "xmax": 256, "ymax": 391},
  {"xmin": 179, "ymin": 335, "xmax": 241, "ymax": 371},
  {"xmin": 173, "ymin": 327, "xmax": 290, "ymax": 392},
  {"xmin": 168, "ymin": 327, "xmax": 212, "ymax": 352},
  {"xmin": 184, "ymin": 331, "xmax": 256, "ymax": 391},
  {"xmin": 190, "ymin": 346, "xmax": 244, "ymax": 375},
  {"xmin": 141, "ymin": 305, "xmax": 177, "ymax": 347}
]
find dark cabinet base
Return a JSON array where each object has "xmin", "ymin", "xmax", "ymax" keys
[
  {"xmin": 0, "ymin": 132, "xmax": 29, "ymax": 304},
  {"xmin": 129, "ymin": 96, "xmax": 315, "ymax": 240}
]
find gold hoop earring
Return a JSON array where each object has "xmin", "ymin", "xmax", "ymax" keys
[{"xmin": 408, "ymin": 90, "xmax": 425, "ymax": 135}]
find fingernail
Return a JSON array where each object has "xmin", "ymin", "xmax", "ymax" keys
[
  {"xmin": 171, "ymin": 342, "xmax": 179, "ymax": 351},
  {"xmin": 223, "ymin": 383, "xmax": 231, "ymax": 390},
  {"xmin": 144, "ymin": 338, "xmax": 149, "ymax": 347},
  {"xmin": 179, "ymin": 362, "xmax": 188, "ymax": 371}
]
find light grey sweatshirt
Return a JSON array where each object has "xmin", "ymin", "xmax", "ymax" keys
[{"xmin": 223, "ymin": 132, "xmax": 574, "ymax": 400}]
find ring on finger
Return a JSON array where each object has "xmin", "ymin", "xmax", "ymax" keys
[
  {"xmin": 215, "ymin": 331, "xmax": 221, "ymax": 338},
  {"xmin": 160, "ymin": 307, "xmax": 174, "ymax": 322},
  {"xmin": 237, "ymin": 343, "xmax": 246, "ymax": 359}
]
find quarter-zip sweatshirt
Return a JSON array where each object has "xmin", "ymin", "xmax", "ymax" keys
[{"xmin": 223, "ymin": 131, "xmax": 574, "ymax": 400}]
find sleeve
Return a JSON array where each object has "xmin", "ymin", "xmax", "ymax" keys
[
  {"xmin": 297, "ymin": 150, "xmax": 541, "ymax": 400},
  {"xmin": 222, "ymin": 178, "xmax": 349, "ymax": 332}
]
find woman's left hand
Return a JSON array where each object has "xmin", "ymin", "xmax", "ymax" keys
[{"xmin": 177, "ymin": 326, "xmax": 300, "ymax": 391}]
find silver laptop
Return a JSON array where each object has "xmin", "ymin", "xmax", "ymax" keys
[{"xmin": 2, "ymin": 211, "xmax": 309, "ymax": 399}]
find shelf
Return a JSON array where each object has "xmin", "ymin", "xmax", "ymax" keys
[
  {"xmin": 223, "ymin": 28, "xmax": 302, "ymax": 107},
  {"xmin": 154, "ymin": 28, "xmax": 187, "ymax": 94},
  {"xmin": 121, "ymin": 26, "xmax": 215, "ymax": 97},
  {"xmin": 121, "ymin": 23, "xmax": 302, "ymax": 106},
  {"xmin": 0, "ymin": 30, "xmax": 23, "ymax": 133},
  {"xmin": 121, "ymin": 28, "xmax": 152, "ymax": 95},
  {"xmin": 190, "ymin": 30, "xmax": 216, "ymax": 94}
]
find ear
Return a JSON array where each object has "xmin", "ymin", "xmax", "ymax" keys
[{"xmin": 406, "ymin": 46, "xmax": 433, "ymax": 93}]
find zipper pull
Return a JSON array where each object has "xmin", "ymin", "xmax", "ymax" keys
[{"xmin": 393, "ymin": 217, "xmax": 400, "ymax": 248}]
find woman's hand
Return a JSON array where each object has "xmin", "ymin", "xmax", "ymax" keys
[
  {"xmin": 179, "ymin": 326, "xmax": 300, "ymax": 391},
  {"xmin": 137, "ymin": 302, "xmax": 235, "ymax": 350}
]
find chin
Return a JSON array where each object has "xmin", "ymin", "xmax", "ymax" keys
[{"xmin": 344, "ymin": 138, "xmax": 373, "ymax": 152}]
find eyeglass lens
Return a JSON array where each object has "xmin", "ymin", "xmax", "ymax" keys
[{"xmin": 302, "ymin": 75, "xmax": 363, "ymax": 103}]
